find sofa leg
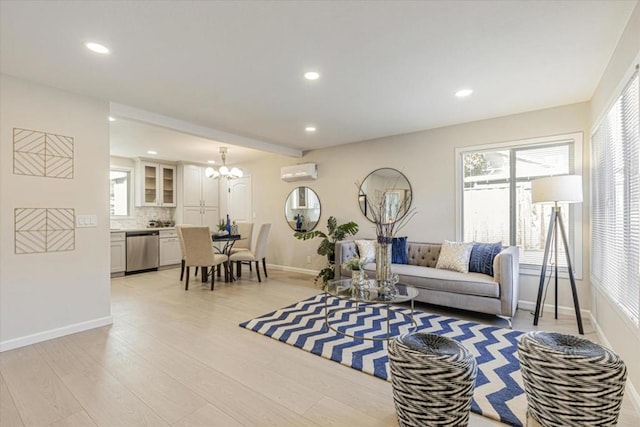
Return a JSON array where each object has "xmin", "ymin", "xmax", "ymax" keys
[{"xmin": 497, "ymin": 315, "xmax": 512, "ymax": 329}]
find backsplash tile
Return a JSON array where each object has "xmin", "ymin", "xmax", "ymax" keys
[{"xmin": 110, "ymin": 207, "xmax": 175, "ymax": 229}]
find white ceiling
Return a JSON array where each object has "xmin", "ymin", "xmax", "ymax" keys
[{"xmin": 1, "ymin": 0, "xmax": 636, "ymax": 162}]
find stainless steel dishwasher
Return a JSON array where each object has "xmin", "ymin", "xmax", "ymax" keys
[{"xmin": 126, "ymin": 230, "xmax": 159, "ymax": 274}]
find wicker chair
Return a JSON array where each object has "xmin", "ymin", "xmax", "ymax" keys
[
  {"xmin": 388, "ymin": 332, "xmax": 477, "ymax": 426},
  {"xmin": 181, "ymin": 226, "xmax": 228, "ymax": 291},
  {"xmin": 518, "ymin": 331, "xmax": 627, "ymax": 426}
]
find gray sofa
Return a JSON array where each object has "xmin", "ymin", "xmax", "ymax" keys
[{"xmin": 335, "ymin": 240, "xmax": 520, "ymax": 325}]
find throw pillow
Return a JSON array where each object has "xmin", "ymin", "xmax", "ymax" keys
[
  {"xmin": 392, "ymin": 237, "xmax": 408, "ymax": 264},
  {"xmin": 469, "ymin": 242, "xmax": 503, "ymax": 277},
  {"xmin": 355, "ymin": 239, "xmax": 376, "ymax": 263},
  {"xmin": 435, "ymin": 240, "xmax": 474, "ymax": 273}
]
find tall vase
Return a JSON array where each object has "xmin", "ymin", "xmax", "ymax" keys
[{"xmin": 376, "ymin": 237, "xmax": 392, "ymax": 286}]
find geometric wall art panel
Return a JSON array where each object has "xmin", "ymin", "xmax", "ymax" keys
[
  {"xmin": 13, "ymin": 128, "xmax": 74, "ymax": 179},
  {"xmin": 15, "ymin": 208, "xmax": 75, "ymax": 254}
]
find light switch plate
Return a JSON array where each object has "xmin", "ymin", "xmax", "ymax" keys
[{"xmin": 76, "ymin": 214, "xmax": 97, "ymax": 228}]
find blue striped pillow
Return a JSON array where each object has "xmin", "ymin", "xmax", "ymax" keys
[{"xmin": 469, "ymin": 242, "xmax": 502, "ymax": 276}]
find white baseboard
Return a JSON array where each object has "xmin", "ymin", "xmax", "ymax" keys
[
  {"xmin": 266, "ymin": 263, "xmax": 318, "ymax": 276},
  {"xmin": 589, "ymin": 312, "xmax": 640, "ymax": 415},
  {"xmin": 518, "ymin": 299, "xmax": 591, "ymax": 318},
  {"xmin": 0, "ymin": 315, "xmax": 113, "ymax": 352}
]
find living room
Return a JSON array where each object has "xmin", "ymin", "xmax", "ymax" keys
[{"xmin": 1, "ymin": 1, "xmax": 639, "ymax": 426}]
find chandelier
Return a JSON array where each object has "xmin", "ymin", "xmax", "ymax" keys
[{"xmin": 205, "ymin": 147, "xmax": 243, "ymax": 180}]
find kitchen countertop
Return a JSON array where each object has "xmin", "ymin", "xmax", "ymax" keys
[{"xmin": 110, "ymin": 227, "xmax": 175, "ymax": 232}]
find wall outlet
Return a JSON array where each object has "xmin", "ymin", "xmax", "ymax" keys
[{"xmin": 306, "ymin": 255, "xmax": 312, "ymax": 264}]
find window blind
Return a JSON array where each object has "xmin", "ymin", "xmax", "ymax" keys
[{"xmin": 591, "ymin": 68, "xmax": 640, "ymax": 324}]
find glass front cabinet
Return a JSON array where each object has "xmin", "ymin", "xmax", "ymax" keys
[{"xmin": 136, "ymin": 160, "xmax": 176, "ymax": 207}]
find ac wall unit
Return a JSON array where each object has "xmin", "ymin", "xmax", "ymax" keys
[{"xmin": 281, "ymin": 163, "xmax": 318, "ymax": 182}]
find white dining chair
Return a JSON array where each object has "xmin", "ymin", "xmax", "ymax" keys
[{"xmin": 229, "ymin": 223, "xmax": 270, "ymax": 282}]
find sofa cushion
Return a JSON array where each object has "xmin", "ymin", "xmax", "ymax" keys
[
  {"xmin": 392, "ymin": 237, "xmax": 408, "ymax": 264},
  {"xmin": 469, "ymin": 242, "xmax": 502, "ymax": 277},
  {"xmin": 407, "ymin": 243, "xmax": 441, "ymax": 268},
  {"xmin": 361, "ymin": 263, "xmax": 499, "ymax": 298},
  {"xmin": 436, "ymin": 240, "xmax": 474, "ymax": 273},
  {"xmin": 355, "ymin": 239, "xmax": 376, "ymax": 263}
]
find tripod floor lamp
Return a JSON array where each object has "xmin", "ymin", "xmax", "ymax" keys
[{"xmin": 531, "ymin": 175, "xmax": 584, "ymax": 334}]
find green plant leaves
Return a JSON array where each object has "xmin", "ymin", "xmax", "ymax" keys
[{"xmin": 293, "ymin": 215, "xmax": 359, "ymax": 286}]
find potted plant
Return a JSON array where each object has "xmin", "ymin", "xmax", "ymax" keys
[
  {"xmin": 341, "ymin": 257, "xmax": 364, "ymax": 271},
  {"xmin": 216, "ymin": 219, "xmax": 228, "ymax": 235},
  {"xmin": 342, "ymin": 257, "xmax": 369, "ymax": 288},
  {"xmin": 294, "ymin": 216, "xmax": 358, "ymax": 287}
]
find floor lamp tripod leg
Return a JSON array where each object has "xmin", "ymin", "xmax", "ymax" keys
[
  {"xmin": 533, "ymin": 210, "xmax": 556, "ymax": 326},
  {"xmin": 557, "ymin": 214, "xmax": 584, "ymax": 335}
]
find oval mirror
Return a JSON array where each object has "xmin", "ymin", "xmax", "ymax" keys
[
  {"xmin": 359, "ymin": 168, "xmax": 412, "ymax": 223},
  {"xmin": 285, "ymin": 186, "xmax": 321, "ymax": 232}
]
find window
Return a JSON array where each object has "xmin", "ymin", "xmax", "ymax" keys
[
  {"xmin": 110, "ymin": 168, "xmax": 132, "ymax": 217},
  {"xmin": 456, "ymin": 133, "xmax": 583, "ymax": 274},
  {"xmin": 591, "ymin": 67, "xmax": 639, "ymax": 324}
]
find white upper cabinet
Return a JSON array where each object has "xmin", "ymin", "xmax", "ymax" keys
[
  {"xmin": 180, "ymin": 164, "xmax": 218, "ymax": 207},
  {"xmin": 201, "ymin": 171, "xmax": 218, "ymax": 207},
  {"xmin": 135, "ymin": 160, "xmax": 176, "ymax": 207},
  {"xmin": 182, "ymin": 164, "xmax": 204, "ymax": 207},
  {"xmin": 176, "ymin": 163, "xmax": 220, "ymax": 227}
]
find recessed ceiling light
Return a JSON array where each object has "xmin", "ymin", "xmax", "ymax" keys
[
  {"xmin": 108, "ymin": 116, "xmax": 115, "ymax": 122},
  {"xmin": 85, "ymin": 42, "xmax": 110, "ymax": 54},
  {"xmin": 455, "ymin": 88, "xmax": 473, "ymax": 98},
  {"xmin": 304, "ymin": 71, "xmax": 320, "ymax": 80},
  {"xmin": 305, "ymin": 126, "xmax": 316, "ymax": 132},
  {"xmin": 147, "ymin": 150, "xmax": 157, "ymax": 155},
  {"xmin": 207, "ymin": 160, "xmax": 216, "ymax": 164}
]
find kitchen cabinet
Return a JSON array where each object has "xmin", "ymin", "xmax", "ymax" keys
[
  {"xmin": 135, "ymin": 160, "xmax": 176, "ymax": 207},
  {"xmin": 181, "ymin": 164, "xmax": 218, "ymax": 207},
  {"xmin": 159, "ymin": 229, "xmax": 181, "ymax": 266},
  {"xmin": 176, "ymin": 163, "xmax": 219, "ymax": 227},
  {"xmin": 110, "ymin": 231, "xmax": 126, "ymax": 275},
  {"xmin": 183, "ymin": 206, "xmax": 219, "ymax": 229}
]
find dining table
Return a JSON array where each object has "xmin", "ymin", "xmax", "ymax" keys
[{"xmin": 200, "ymin": 233, "xmax": 242, "ymax": 283}]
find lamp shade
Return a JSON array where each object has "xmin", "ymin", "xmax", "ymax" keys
[{"xmin": 531, "ymin": 175, "xmax": 583, "ymax": 204}]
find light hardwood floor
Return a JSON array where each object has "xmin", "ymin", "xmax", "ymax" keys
[{"xmin": 1, "ymin": 267, "xmax": 639, "ymax": 426}]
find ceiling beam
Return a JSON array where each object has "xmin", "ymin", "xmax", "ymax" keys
[{"xmin": 110, "ymin": 102, "xmax": 303, "ymax": 158}]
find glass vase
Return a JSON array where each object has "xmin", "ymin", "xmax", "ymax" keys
[
  {"xmin": 352, "ymin": 270, "xmax": 368, "ymax": 289},
  {"xmin": 375, "ymin": 238, "xmax": 392, "ymax": 286}
]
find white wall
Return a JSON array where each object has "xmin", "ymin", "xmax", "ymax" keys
[
  {"xmin": 588, "ymin": 1, "xmax": 640, "ymax": 401},
  {"xmin": 244, "ymin": 101, "xmax": 591, "ymax": 312},
  {"xmin": 0, "ymin": 75, "xmax": 112, "ymax": 350}
]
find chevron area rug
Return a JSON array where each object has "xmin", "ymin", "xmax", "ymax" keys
[{"xmin": 240, "ymin": 293, "xmax": 527, "ymax": 426}]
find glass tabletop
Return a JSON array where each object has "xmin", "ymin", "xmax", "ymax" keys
[{"xmin": 326, "ymin": 278, "xmax": 419, "ymax": 304}]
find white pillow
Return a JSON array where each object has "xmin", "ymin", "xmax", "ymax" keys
[
  {"xmin": 436, "ymin": 240, "xmax": 474, "ymax": 273},
  {"xmin": 355, "ymin": 239, "xmax": 376, "ymax": 263}
]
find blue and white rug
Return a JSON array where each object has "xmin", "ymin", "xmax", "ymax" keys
[{"xmin": 240, "ymin": 293, "xmax": 527, "ymax": 426}]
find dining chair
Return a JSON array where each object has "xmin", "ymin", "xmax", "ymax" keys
[
  {"xmin": 176, "ymin": 224, "xmax": 198, "ymax": 281},
  {"xmin": 229, "ymin": 223, "xmax": 271, "ymax": 282},
  {"xmin": 230, "ymin": 222, "xmax": 254, "ymax": 254},
  {"xmin": 181, "ymin": 226, "xmax": 228, "ymax": 290},
  {"xmin": 230, "ymin": 222, "xmax": 254, "ymax": 276}
]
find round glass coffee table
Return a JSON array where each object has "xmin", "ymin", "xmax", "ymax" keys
[{"xmin": 325, "ymin": 278, "xmax": 419, "ymax": 341}]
